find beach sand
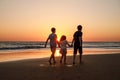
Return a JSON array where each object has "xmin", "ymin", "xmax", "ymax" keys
[{"xmin": 0, "ymin": 53, "xmax": 120, "ymax": 80}]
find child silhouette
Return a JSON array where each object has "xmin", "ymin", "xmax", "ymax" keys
[{"xmin": 59, "ymin": 35, "xmax": 71, "ymax": 64}]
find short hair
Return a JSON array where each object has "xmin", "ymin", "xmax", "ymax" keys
[
  {"xmin": 51, "ymin": 27, "xmax": 56, "ymax": 32},
  {"xmin": 77, "ymin": 25, "xmax": 82, "ymax": 30}
]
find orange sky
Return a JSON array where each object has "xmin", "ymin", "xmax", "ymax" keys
[{"xmin": 0, "ymin": 0, "xmax": 120, "ymax": 42}]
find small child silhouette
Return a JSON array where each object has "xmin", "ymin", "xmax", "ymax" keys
[{"xmin": 59, "ymin": 35, "xmax": 71, "ymax": 64}]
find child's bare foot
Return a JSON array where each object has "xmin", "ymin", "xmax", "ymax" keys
[
  {"xmin": 80, "ymin": 61, "xmax": 84, "ymax": 64},
  {"xmin": 73, "ymin": 62, "xmax": 75, "ymax": 65},
  {"xmin": 60, "ymin": 60, "xmax": 62, "ymax": 63},
  {"xmin": 53, "ymin": 61, "xmax": 56, "ymax": 64},
  {"xmin": 64, "ymin": 62, "xmax": 67, "ymax": 65},
  {"xmin": 48, "ymin": 60, "xmax": 52, "ymax": 65}
]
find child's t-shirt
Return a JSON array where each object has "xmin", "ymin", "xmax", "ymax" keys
[
  {"xmin": 73, "ymin": 31, "xmax": 82, "ymax": 46},
  {"xmin": 60, "ymin": 40, "xmax": 68, "ymax": 50},
  {"xmin": 48, "ymin": 33, "xmax": 57, "ymax": 47}
]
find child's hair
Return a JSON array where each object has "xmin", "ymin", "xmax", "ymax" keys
[
  {"xmin": 51, "ymin": 27, "xmax": 56, "ymax": 33},
  {"xmin": 77, "ymin": 25, "xmax": 82, "ymax": 30},
  {"xmin": 60, "ymin": 35, "xmax": 66, "ymax": 42}
]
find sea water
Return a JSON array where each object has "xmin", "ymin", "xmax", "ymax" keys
[{"xmin": 0, "ymin": 41, "xmax": 120, "ymax": 62}]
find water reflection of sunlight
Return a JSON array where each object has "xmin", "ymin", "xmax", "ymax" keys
[
  {"xmin": 57, "ymin": 35, "xmax": 60, "ymax": 41},
  {"xmin": 56, "ymin": 49, "xmax": 60, "ymax": 56},
  {"xmin": 39, "ymin": 64, "xmax": 45, "ymax": 67},
  {"xmin": 66, "ymin": 64, "xmax": 73, "ymax": 67}
]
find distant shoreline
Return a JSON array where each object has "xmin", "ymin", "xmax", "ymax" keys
[{"xmin": 0, "ymin": 42, "xmax": 120, "ymax": 50}]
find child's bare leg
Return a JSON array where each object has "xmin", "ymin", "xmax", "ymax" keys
[
  {"xmin": 53, "ymin": 53, "xmax": 56, "ymax": 63},
  {"xmin": 49, "ymin": 48, "xmax": 56, "ymax": 64},
  {"xmin": 52, "ymin": 48, "xmax": 56, "ymax": 63},
  {"xmin": 79, "ymin": 54, "xmax": 82, "ymax": 63},
  {"xmin": 49, "ymin": 54, "xmax": 52, "ymax": 65},
  {"xmin": 60, "ymin": 54, "xmax": 63, "ymax": 63},
  {"xmin": 73, "ymin": 54, "xmax": 76, "ymax": 64},
  {"xmin": 64, "ymin": 54, "xmax": 66, "ymax": 64}
]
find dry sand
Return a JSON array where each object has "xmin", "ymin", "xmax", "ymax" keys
[{"xmin": 0, "ymin": 53, "xmax": 120, "ymax": 80}]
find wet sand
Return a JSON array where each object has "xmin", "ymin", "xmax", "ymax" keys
[{"xmin": 0, "ymin": 53, "xmax": 120, "ymax": 80}]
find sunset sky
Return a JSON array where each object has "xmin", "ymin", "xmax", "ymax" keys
[{"xmin": 0, "ymin": 0, "xmax": 120, "ymax": 42}]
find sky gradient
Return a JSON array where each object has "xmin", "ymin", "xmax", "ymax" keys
[{"xmin": 0, "ymin": 0, "xmax": 120, "ymax": 42}]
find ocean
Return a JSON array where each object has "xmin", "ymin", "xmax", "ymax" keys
[
  {"xmin": 0, "ymin": 42, "xmax": 120, "ymax": 50},
  {"xmin": 0, "ymin": 42, "xmax": 120, "ymax": 62}
]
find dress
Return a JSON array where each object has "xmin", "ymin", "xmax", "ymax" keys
[{"xmin": 60, "ymin": 40, "xmax": 69, "ymax": 54}]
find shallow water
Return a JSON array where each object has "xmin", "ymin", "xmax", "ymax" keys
[
  {"xmin": 0, "ymin": 42, "xmax": 120, "ymax": 62},
  {"xmin": 0, "ymin": 47, "xmax": 120, "ymax": 62}
]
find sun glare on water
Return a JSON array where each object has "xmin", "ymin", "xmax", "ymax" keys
[
  {"xmin": 56, "ymin": 50, "xmax": 60, "ymax": 56},
  {"xmin": 57, "ymin": 36, "xmax": 60, "ymax": 41}
]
